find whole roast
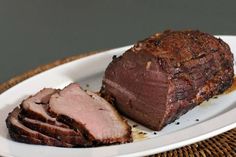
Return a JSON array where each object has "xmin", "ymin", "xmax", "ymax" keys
[{"xmin": 101, "ymin": 30, "xmax": 234, "ymax": 131}]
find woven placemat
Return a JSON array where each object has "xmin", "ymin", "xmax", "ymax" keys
[{"xmin": 0, "ymin": 52, "xmax": 235, "ymax": 157}]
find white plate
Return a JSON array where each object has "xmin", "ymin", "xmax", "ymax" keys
[{"xmin": 0, "ymin": 35, "xmax": 236, "ymax": 157}]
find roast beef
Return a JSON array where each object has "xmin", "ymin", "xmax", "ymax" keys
[
  {"xmin": 101, "ymin": 30, "xmax": 234, "ymax": 131},
  {"xmin": 6, "ymin": 107, "xmax": 73, "ymax": 147},
  {"xmin": 6, "ymin": 83, "xmax": 132, "ymax": 147},
  {"xmin": 7, "ymin": 88, "xmax": 89, "ymax": 146},
  {"xmin": 20, "ymin": 88, "xmax": 68, "ymax": 128},
  {"xmin": 48, "ymin": 83, "xmax": 132, "ymax": 144},
  {"xmin": 20, "ymin": 116, "xmax": 89, "ymax": 146}
]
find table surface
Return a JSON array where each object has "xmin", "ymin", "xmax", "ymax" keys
[{"xmin": 0, "ymin": 0, "xmax": 236, "ymax": 83}]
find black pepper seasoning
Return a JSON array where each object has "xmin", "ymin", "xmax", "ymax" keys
[
  {"xmin": 112, "ymin": 55, "xmax": 117, "ymax": 60},
  {"xmin": 155, "ymin": 40, "xmax": 161, "ymax": 46}
]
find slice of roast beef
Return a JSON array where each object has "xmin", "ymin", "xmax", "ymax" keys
[
  {"xmin": 20, "ymin": 116, "xmax": 90, "ymax": 146},
  {"xmin": 101, "ymin": 30, "xmax": 234, "ymax": 131},
  {"xmin": 6, "ymin": 107, "xmax": 73, "ymax": 147},
  {"xmin": 20, "ymin": 88, "xmax": 68, "ymax": 128},
  {"xmin": 19, "ymin": 88, "xmax": 89, "ymax": 146},
  {"xmin": 48, "ymin": 83, "xmax": 132, "ymax": 144},
  {"xmin": 8, "ymin": 129, "xmax": 45, "ymax": 145}
]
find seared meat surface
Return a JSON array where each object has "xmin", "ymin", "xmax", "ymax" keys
[
  {"xmin": 20, "ymin": 88, "xmax": 68, "ymax": 127},
  {"xmin": 6, "ymin": 84, "xmax": 132, "ymax": 147},
  {"xmin": 6, "ymin": 107, "xmax": 73, "ymax": 147},
  {"xmin": 101, "ymin": 30, "xmax": 234, "ymax": 130}
]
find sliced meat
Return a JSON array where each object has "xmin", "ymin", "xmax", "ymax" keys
[
  {"xmin": 6, "ymin": 84, "xmax": 132, "ymax": 147},
  {"xmin": 20, "ymin": 88, "xmax": 68, "ymax": 128},
  {"xmin": 20, "ymin": 116, "xmax": 90, "ymax": 146},
  {"xmin": 18, "ymin": 88, "xmax": 89, "ymax": 146},
  {"xmin": 101, "ymin": 30, "xmax": 234, "ymax": 131},
  {"xmin": 6, "ymin": 107, "xmax": 73, "ymax": 147},
  {"xmin": 8, "ymin": 129, "xmax": 45, "ymax": 145},
  {"xmin": 48, "ymin": 83, "xmax": 132, "ymax": 144}
]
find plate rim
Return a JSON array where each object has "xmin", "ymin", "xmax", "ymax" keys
[{"xmin": 0, "ymin": 35, "xmax": 236, "ymax": 157}]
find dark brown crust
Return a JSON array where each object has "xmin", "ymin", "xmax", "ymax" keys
[
  {"xmin": 8, "ymin": 129, "xmax": 73, "ymax": 147},
  {"xmin": 48, "ymin": 112, "xmax": 132, "ymax": 145},
  {"xmin": 157, "ymin": 31, "xmax": 234, "ymax": 128},
  {"xmin": 20, "ymin": 106, "xmax": 68, "ymax": 128},
  {"xmin": 6, "ymin": 107, "xmax": 73, "ymax": 147},
  {"xmin": 9, "ymin": 129, "xmax": 43, "ymax": 145},
  {"xmin": 19, "ymin": 116, "xmax": 90, "ymax": 146},
  {"xmin": 131, "ymin": 30, "xmax": 233, "ymax": 65},
  {"xmin": 19, "ymin": 89, "xmax": 68, "ymax": 128},
  {"xmin": 102, "ymin": 30, "xmax": 234, "ymax": 131}
]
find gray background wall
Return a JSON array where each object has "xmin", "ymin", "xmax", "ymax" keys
[{"xmin": 0, "ymin": 0, "xmax": 236, "ymax": 83}]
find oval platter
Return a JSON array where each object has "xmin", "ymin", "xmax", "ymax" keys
[{"xmin": 0, "ymin": 36, "xmax": 236, "ymax": 157}]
